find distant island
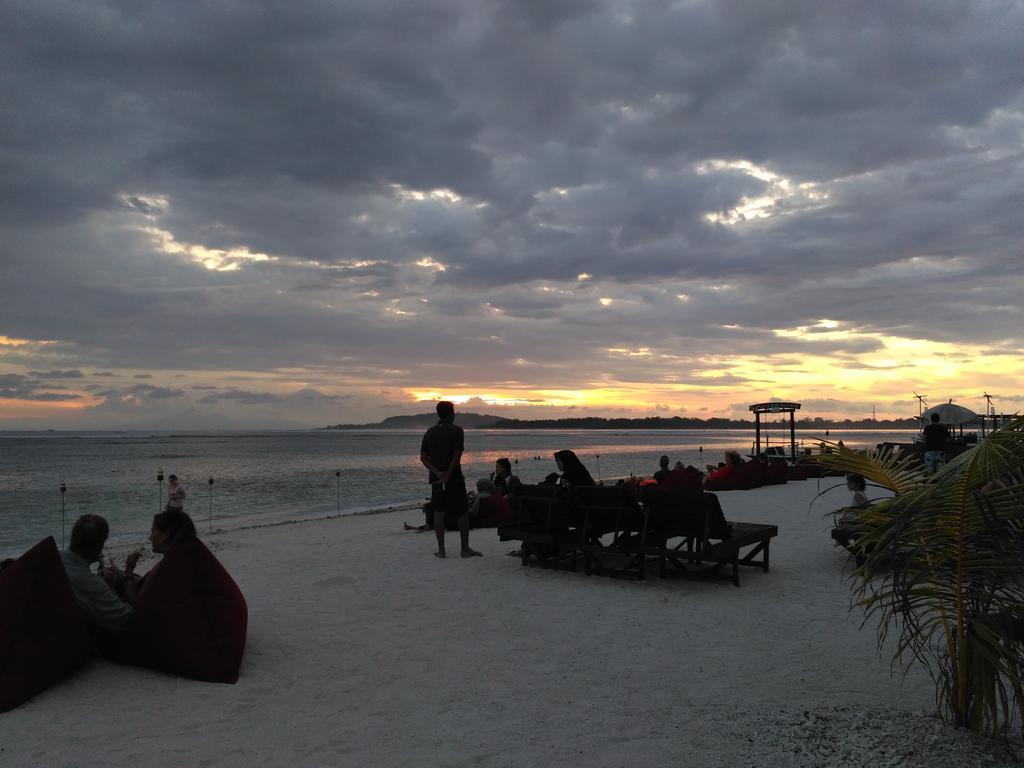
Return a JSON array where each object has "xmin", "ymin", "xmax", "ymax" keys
[
  {"xmin": 324, "ymin": 413, "xmax": 922, "ymax": 430},
  {"xmin": 472, "ymin": 416, "xmax": 921, "ymax": 429},
  {"xmin": 323, "ymin": 412, "xmax": 510, "ymax": 430}
]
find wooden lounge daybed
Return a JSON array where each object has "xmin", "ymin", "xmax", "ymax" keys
[
  {"xmin": 575, "ymin": 484, "xmax": 647, "ymax": 580},
  {"xmin": 497, "ymin": 484, "xmax": 581, "ymax": 570},
  {"xmin": 640, "ymin": 488, "xmax": 779, "ymax": 586},
  {"xmin": 498, "ymin": 484, "xmax": 779, "ymax": 586}
]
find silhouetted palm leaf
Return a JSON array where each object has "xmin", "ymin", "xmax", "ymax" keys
[{"xmin": 813, "ymin": 419, "xmax": 1024, "ymax": 738}]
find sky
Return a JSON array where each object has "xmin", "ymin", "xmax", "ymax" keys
[{"xmin": 1, "ymin": 0, "xmax": 1023, "ymax": 429}]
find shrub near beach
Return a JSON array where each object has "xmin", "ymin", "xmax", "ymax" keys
[{"xmin": 815, "ymin": 419, "xmax": 1024, "ymax": 739}]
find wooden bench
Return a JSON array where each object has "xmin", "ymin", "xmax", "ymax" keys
[
  {"xmin": 641, "ymin": 488, "xmax": 778, "ymax": 586},
  {"xmin": 573, "ymin": 485, "xmax": 648, "ymax": 580},
  {"xmin": 497, "ymin": 484, "xmax": 581, "ymax": 570}
]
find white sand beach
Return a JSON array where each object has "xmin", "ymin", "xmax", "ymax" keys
[{"xmin": 1, "ymin": 479, "xmax": 1017, "ymax": 767}]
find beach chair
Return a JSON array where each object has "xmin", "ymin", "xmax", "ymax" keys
[
  {"xmin": 640, "ymin": 488, "xmax": 778, "ymax": 586},
  {"xmin": 573, "ymin": 485, "xmax": 648, "ymax": 579},
  {"xmin": 497, "ymin": 484, "xmax": 580, "ymax": 570}
]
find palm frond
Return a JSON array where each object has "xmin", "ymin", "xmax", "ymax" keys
[{"xmin": 815, "ymin": 419, "xmax": 1024, "ymax": 738}]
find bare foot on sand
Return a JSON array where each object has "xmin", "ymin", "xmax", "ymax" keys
[{"xmin": 461, "ymin": 549, "xmax": 483, "ymax": 558}]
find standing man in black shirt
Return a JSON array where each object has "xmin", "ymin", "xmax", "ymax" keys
[
  {"xmin": 420, "ymin": 401, "xmax": 481, "ymax": 558},
  {"xmin": 922, "ymin": 412, "xmax": 951, "ymax": 474}
]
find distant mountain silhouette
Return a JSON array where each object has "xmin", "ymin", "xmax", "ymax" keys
[
  {"xmin": 325, "ymin": 413, "xmax": 920, "ymax": 430},
  {"xmin": 324, "ymin": 412, "xmax": 510, "ymax": 430},
  {"xmin": 480, "ymin": 416, "xmax": 921, "ymax": 429}
]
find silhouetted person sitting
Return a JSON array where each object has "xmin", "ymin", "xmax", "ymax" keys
[
  {"xmin": 491, "ymin": 457, "xmax": 522, "ymax": 496},
  {"xmin": 143, "ymin": 509, "xmax": 198, "ymax": 580},
  {"xmin": 61, "ymin": 514, "xmax": 136, "ymax": 632},
  {"xmin": 653, "ymin": 455, "xmax": 670, "ymax": 483},
  {"xmin": 553, "ymin": 449, "xmax": 596, "ymax": 487},
  {"xmin": 846, "ymin": 473, "xmax": 869, "ymax": 507}
]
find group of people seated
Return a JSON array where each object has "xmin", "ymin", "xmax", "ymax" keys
[
  {"xmin": 416, "ymin": 447, "xmax": 753, "ymax": 537},
  {"xmin": 0, "ymin": 505, "xmax": 248, "ymax": 700},
  {"xmin": 59, "ymin": 509, "xmax": 197, "ymax": 639},
  {"xmin": 416, "ymin": 450, "xmax": 604, "ymax": 533}
]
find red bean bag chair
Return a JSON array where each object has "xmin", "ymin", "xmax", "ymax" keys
[
  {"xmin": 765, "ymin": 460, "xmax": 790, "ymax": 485},
  {"xmin": 472, "ymin": 493, "xmax": 515, "ymax": 528},
  {"xmin": 114, "ymin": 537, "xmax": 247, "ymax": 684},
  {"xmin": 659, "ymin": 467, "xmax": 704, "ymax": 493},
  {"xmin": 787, "ymin": 464, "xmax": 810, "ymax": 481},
  {"xmin": 487, "ymin": 493, "xmax": 515, "ymax": 527},
  {"xmin": 799, "ymin": 462, "xmax": 824, "ymax": 478},
  {"xmin": 704, "ymin": 466, "xmax": 739, "ymax": 491},
  {"xmin": 734, "ymin": 460, "xmax": 765, "ymax": 490},
  {"xmin": 0, "ymin": 537, "xmax": 92, "ymax": 711}
]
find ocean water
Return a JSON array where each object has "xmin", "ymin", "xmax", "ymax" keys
[{"xmin": 0, "ymin": 428, "xmax": 916, "ymax": 557}]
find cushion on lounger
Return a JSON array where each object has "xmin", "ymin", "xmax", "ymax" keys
[
  {"xmin": 0, "ymin": 537, "xmax": 92, "ymax": 712},
  {"xmin": 124, "ymin": 537, "xmax": 247, "ymax": 684}
]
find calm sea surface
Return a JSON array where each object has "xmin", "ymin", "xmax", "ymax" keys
[{"xmin": 0, "ymin": 428, "xmax": 916, "ymax": 557}]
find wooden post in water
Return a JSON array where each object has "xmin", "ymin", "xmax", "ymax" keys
[
  {"xmin": 157, "ymin": 469, "xmax": 164, "ymax": 512},
  {"xmin": 60, "ymin": 481, "xmax": 66, "ymax": 548},
  {"xmin": 208, "ymin": 477, "xmax": 214, "ymax": 534}
]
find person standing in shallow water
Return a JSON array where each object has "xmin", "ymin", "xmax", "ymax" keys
[
  {"xmin": 166, "ymin": 473, "xmax": 186, "ymax": 512},
  {"xmin": 420, "ymin": 401, "xmax": 481, "ymax": 559}
]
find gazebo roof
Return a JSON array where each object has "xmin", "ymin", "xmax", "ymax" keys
[{"xmin": 748, "ymin": 402, "xmax": 801, "ymax": 414}]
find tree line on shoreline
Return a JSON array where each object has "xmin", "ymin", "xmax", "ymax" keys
[{"xmin": 323, "ymin": 413, "xmax": 922, "ymax": 430}]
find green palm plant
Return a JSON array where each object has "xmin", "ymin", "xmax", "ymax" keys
[{"xmin": 812, "ymin": 418, "xmax": 1024, "ymax": 738}]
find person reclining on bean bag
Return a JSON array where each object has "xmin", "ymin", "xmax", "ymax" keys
[
  {"xmin": 108, "ymin": 510, "xmax": 247, "ymax": 684},
  {"xmin": 704, "ymin": 451, "xmax": 744, "ymax": 491},
  {"xmin": 60, "ymin": 515, "xmax": 139, "ymax": 647}
]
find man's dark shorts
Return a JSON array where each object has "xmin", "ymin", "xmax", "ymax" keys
[{"xmin": 430, "ymin": 476, "xmax": 469, "ymax": 522}]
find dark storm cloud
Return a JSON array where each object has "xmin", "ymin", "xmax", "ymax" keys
[
  {"xmin": 0, "ymin": 373, "xmax": 81, "ymax": 401},
  {"xmin": 197, "ymin": 387, "xmax": 348, "ymax": 407},
  {"xmin": 199, "ymin": 390, "xmax": 283, "ymax": 405},
  {"xmin": 27, "ymin": 370, "xmax": 84, "ymax": 379},
  {"xmin": 95, "ymin": 384, "xmax": 185, "ymax": 401},
  {"xmin": 1, "ymin": 0, "xmax": 1022, "ymax": 420}
]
